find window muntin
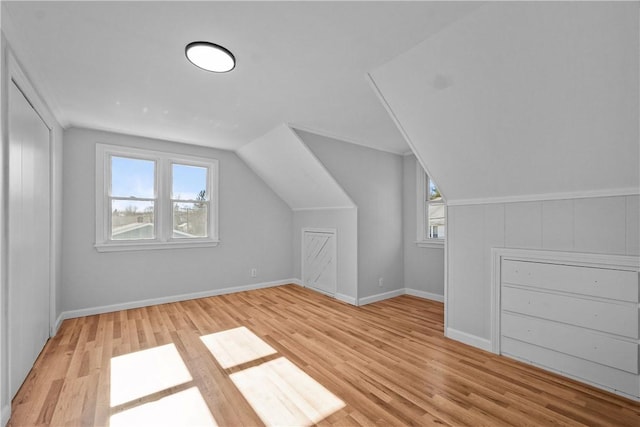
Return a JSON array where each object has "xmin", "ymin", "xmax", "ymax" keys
[{"xmin": 96, "ymin": 144, "xmax": 219, "ymax": 251}]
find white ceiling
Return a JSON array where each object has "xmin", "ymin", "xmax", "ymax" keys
[{"xmin": 2, "ymin": 1, "xmax": 481, "ymax": 154}]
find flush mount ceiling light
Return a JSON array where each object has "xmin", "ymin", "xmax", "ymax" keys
[{"xmin": 185, "ymin": 41, "xmax": 235, "ymax": 73}]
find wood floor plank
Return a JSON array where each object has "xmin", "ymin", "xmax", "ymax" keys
[{"xmin": 8, "ymin": 285, "xmax": 640, "ymax": 426}]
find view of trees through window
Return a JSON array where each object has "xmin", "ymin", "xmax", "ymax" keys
[{"xmin": 172, "ymin": 164, "xmax": 208, "ymax": 238}]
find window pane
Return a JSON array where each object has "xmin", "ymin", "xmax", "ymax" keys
[
  {"xmin": 111, "ymin": 200, "xmax": 155, "ymax": 240},
  {"xmin": 428, "ymin": 204, "xmax": 446, "ymax": 239},
  {"xmin": 173, "ymin": 202, "xmax": 207, "ymax": 238},
  {"xmin": 111, "ymin": 156, "xmax": 155, "ymax": 198},
  {"xmin": 173, "ymin": 164, "xmax": 207, "ymax": 201}
]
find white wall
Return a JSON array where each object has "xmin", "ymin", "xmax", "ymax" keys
[
  {"xmin": 61, "ymin": 127, "xmax": 293, "ymax": 315},
  {"xmin": 292, "ymin": 208, "xmax": 358, "ymax": 303},
  {"xmin": 370, "ymin": 2, "xmax": 639, "ymax": 203},
  {"xmin": 403, "ymin": 155, "xmax": 444, "ymax": 297},
  {"xmin": 447, "ymin": 195, "xmax": 640, "ymax": 343},
  {"xmin": 237, "ymin": 125, "xmax": 354, "ymax": 210},
  {"xmin": 296, "ymin": 130, "xmax": 404, "ymax": 300}
]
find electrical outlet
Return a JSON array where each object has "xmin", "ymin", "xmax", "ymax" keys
[
  {"xmin": 251, "ymin": 268, "xmax": 257, "ymax": 278},
  {"xmin": 378, "ymin": 277, "xmax": 384, "ymax": 287}
]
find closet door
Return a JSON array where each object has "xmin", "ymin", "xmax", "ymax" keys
[
  {"xmin": 302, "ymin": 229, "xmax": 337, "ymax": 296},
  {"xmin": 8, "ymin": 81, "xmax": 51, "ymax": 398}
]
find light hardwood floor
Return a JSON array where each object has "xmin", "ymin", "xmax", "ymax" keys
[{"xmin": 9, "ymin": 285, "xmax": 640, "ymax": 426}]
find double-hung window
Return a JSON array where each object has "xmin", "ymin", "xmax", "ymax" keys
[
  {"xmin": 416, "ymin": 166, "xmax": 445, "ymax": 248},
  {"xmin": 96, "ymin": 143, "xmax": 219, "ymax": 252}
]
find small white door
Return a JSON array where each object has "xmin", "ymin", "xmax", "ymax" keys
[
  {"xmin": 302, "ymin": 229, "xmax": 337, "ymax": 296},
  {"xmin": 8, "ymin": 81, "xmax": 51, "ymax": 398}
]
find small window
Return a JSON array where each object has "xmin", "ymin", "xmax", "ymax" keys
[
  {"xmin": 96, "ymin": 144, "xmax": 219, "ymax": 252},
  {"xmin": 426, "ymin": 176, "xmax": 445, "ymax": 240},
  {"xmin": 416, "ymin": 165, "xmax": 445, "ymax": 248}
]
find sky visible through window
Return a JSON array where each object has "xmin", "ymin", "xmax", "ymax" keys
[
  {"xmin": 111, "ymin": 157, "xmax": 207, "ymax": 200},
  {"xmin": 112, "ymin": 157, "xmax": 155, "ymax": 198},
  {"xmin": 173, "ymin": 164, "xmax": 207, "ymax": 200},
  {"xmin": 429, "ymin": 179, "xmax": 441, "ymax": 201}
]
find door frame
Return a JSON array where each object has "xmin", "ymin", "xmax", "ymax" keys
[{"xmin": 301, "ymin": 228, "xmax": 338, "ymax": 297}]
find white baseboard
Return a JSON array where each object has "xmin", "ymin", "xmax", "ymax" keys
[
  {"xmin": 335, "ymin": 293, "xmax": 357, "ymax": 305},
  {"xmin": 52, "ymin": 313, "xmax": 64, "ymax": 335},
  {"xmin": 446, "ymin": 327, "xmax": 492, "ymax": 352},
  {"xmin": 350, "ymin": 288, "xmax": 445, "ymax": 306},
  {"xmin": 58, "ymin": 279, "xmax": 298, "ymax": 322},
  {"xmin": 358, "ymin": 288, "xmax": 405, "ymax": 306},
  {"xmin": 404, "ymin": 288, "xmax": 444, "ymax": 303},
  {"xmin": 1, "ymin": 404, "xmax": 10, "ymax": 427},
  {"xmin": 292, "ymin": 278, "xmax": 357, "ymax": 306}
]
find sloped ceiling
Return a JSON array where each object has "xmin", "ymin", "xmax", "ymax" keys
[
  {"xmin": 237, "ymin": 125, "xmax": 354, "ymax": 210},
  {"xmin": 1, "ymin": 1, "xmax": 481, "ymax": 154},
  {"xmin": 370, "ymin": 2, "xmax": 639, "ymax": 203}
]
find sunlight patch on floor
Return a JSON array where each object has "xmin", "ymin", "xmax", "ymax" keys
[
  {"xmin": 110, "ymin": 387, "xmax": 218, "ymax": 427},
  {"xmin": 110, "ymin": 343, "xmax": 192, "ymax": 407},
  {"xmin": 230, "ymin": 357, "xmax": 345, "ymax": 426},
  {"xmin": 200, "ymin": 326, "xmax": 277, "ymax": 369}
]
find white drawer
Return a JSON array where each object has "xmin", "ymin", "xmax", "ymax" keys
[
  {"xmin": 501, "ymin": 337, "xmax": 640, "ymax": 399},
  {"xmin": 501, "ymin": 312, "xmax": 638, "ymax": 374},
  {"xmin": 502, "ymin": 286, "xmax": 638, "ymax": 339},
  {"xmin": 502, "ymin": 260, "xmax": 638, "ymax": 302}
]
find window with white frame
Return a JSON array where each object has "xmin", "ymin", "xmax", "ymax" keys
[
  {"xmin": 95, "ymin": 144, "xmax": 219, "ymax": 252},
  {"xmin": 426, "ymin": 175, "xmax": 445, "ymax": 239},
  {"xmin": 416, "ymin": 167, "xmax": 445, "ymax": 247}
]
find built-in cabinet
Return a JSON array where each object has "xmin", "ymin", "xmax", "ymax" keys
[{"xmin": 496, "ymin": 250, "xmax": 640, "ymax": 401}]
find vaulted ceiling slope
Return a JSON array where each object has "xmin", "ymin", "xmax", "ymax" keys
[
  {"xmin": 370, "ymin": 2, "xmax": 639, "ymax": 203},
  {"xmin": 237, "ymin": 125, "xmax": 354, "ymax": 210},
  {"xmin": 1, "ymin": 1, "xmax": 481, "ymax": 154}
]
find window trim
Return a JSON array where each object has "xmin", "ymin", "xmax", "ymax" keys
[
  {"xmin": 95, "ymin": 143, "xmax": 219, "ymax": 252},
  {"xmin": 415, "ymin": 166, "xmax": 445, "ymax": 249}
]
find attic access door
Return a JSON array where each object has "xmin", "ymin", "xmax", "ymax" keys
[{"xmin": 302, "ymin": 229, "xmax": 337, "ymax": 296}]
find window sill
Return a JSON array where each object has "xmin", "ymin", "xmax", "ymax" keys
[
  {"xmin": 415, "ymin": 240, "xmax": 445, "ymax": 249},
  {"xmin": 95, "ymin": 239, "xmax": 220, "ymax": 252}
]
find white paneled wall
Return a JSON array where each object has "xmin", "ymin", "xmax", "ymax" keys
[
  {"xmin": 505, "ymin": 202, "xmax": 542, "ymax": 248},
  {"xmin": 541, "ymin": 199, "xmax": 573, "ymax": 250},
  {"xmin": 628, "ymin": 196, "xmax": 640, "ymax": 255},
  {"xmin": 574, "ymin": 197, "xmax": 628, "ymax": 254},
  {"xmin": 446, "ymin": 195, "xmax": 639, "ymax": 345}
]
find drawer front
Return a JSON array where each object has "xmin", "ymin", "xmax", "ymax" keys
[
  {"xmin": 501, "ymin": 337, "xmax": 640, "ymax": 399},
  {"xmin": 502, "ymin": 260, "xmax": 638, "ymax": 302},
  {"xmin": 502, "ymin": 286, "xmax": 638, "ymax": 339},
  {"xmin": 501, "ymin": 312, "xmax": 638, "ymax": 374}
]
